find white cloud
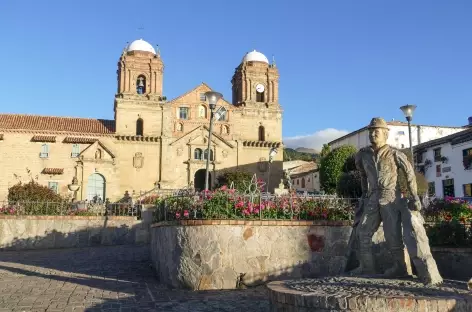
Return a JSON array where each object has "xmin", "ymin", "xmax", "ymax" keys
[{"xmin": 283, "ymin": 128, "xmax": 349, "ymax": 151}]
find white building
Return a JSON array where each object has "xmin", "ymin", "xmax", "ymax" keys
[
  {"xmin": 283, "ymin": 161, "xmax": 319, "ymax": 193},
  {"xmin": 328, "ymin": 120, "xmax": 465, "ymax": 150},
  {"xmin": 414, "ymin": 128, "xmax": 472, "ymax": 198}
]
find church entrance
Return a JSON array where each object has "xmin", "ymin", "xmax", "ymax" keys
[
  {"xmin": 86, "ymin": 173, "xmax": 106, "ymax": 202},
  {"xmin": 194, "ymin": 169, "xmax": 210, "ymax": 191}
]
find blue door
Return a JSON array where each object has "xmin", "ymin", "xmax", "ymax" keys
[{"xmin": 87, "ymin": 173, "xmax": 105, "ymax": 202}]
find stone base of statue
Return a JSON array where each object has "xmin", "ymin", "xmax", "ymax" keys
[
  {"xmin": 267, "ymin": 276, "xmax": 472, "ymax": 312},
  {"xmin": 273, "ymin": 179, "xmax": 289, "ymax": 196}
]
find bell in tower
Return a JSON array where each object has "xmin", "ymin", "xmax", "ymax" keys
[{"xmin": 136, "ymin": 75, "xmax": 146, "ymax": 94}]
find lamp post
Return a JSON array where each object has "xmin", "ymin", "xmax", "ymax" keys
[
  {"xmin": 204, "ymin": 91, "xmax": 223, "ymax": 191},
  {"xmin": 400, "ymin": 104, "xmax": 417, "ymax": 163},
  {"xmin": 266, "ymin": 147, "xmax": 278, "ymax": 193}
]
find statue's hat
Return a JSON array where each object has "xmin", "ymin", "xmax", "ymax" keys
[{"xmin": 367, "ymin": 117, "xmax": 389, "ymax": 130}]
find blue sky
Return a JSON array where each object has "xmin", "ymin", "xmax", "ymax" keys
[{"xmin": 0, "ymin": 0, "xmax": 471, "ymax": 149}]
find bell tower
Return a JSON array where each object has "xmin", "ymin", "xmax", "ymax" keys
[
  {"xmin": 114, "ymin": 39, "xmax": 166, "ymax": 136},
  {"xmin": 231, "ymin": 50, "xmax": 279, "ymax": 107}
]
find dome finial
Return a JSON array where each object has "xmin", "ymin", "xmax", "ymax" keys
[{"xmin": 272, "ymin": 54, "xmax": 276, "ymax": 67}]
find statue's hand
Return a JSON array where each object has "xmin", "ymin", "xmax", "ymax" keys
[{"xmin": 408, "ymin": 195, "xmax": 422, "ymax": 211}]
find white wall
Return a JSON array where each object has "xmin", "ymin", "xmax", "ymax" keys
[
  {"xmin": 292, "ymin": 171, "xmax": 320, "ymax": 192},
  {"xmin": 330, "ymin": 125, "xmax": 464, "ymax": 150},
  {"xmin": 421, "ymin": 141, "xmax": 472, "ymax": 198}
]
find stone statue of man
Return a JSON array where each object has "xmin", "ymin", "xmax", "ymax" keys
[{"xmin": 352, "ymin": 117, "xmax": 442, "ymax": 285}]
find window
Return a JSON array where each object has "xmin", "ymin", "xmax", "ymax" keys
[
  {"xmin": 442, "ymin": 179, "xmax": 455, "ymax": 197},
  {"xmin": 40, "ymin": 144, "xmax": 49, "ymax": 158},
  {"xmin": 194, "ymin": 148, "xmax": 203, "ymax": 160},
  {"xmin": 296, "ymin": 179, "xmax": 299, "ymax": 185},
  {"xmin": 256, "ymin": 91, "xmax": 265, "ymax": 102},
  {"xmin": 436, "ymin": 164, "xmax": 441, "ymax": 177},
  {"xmin": 301, "ymin": 178, "xmax": 306, "ymax": 188},
  {"xmin": 199, "ymin": 93, "xmax": 206, "ymax": 101},
  {"xmin": 415, "ymin": 152, "xmax": 423, "ymax": 164},
  {"xmin": 71, "ymin": 144, "xmax": 80, "ymax": 158},
  {"xmin": 463, "ymin": 148, "xmax": 472, "ymax": 169},
  {"xmin": 48, "ymin": 182, "xmax": 58, "ymax": 194},
  {"xmin": 434, "ymin": 148, "xmax": 442, "ymax": 162},
  {"xmin": 179, "ymin": 107, "xmax": 189, "ymax": 120},
  {"xmin": 136, "ymin": 75, "xmax": 146, "ymax": 94},
  {"xmin": 198, "ymin": 105, "xmax": 207, "ymax": 118},
  {"xmin": 203, "ymin": 149, "xmax": 214, "ymax": 161},
  {"xmin": 136, "ymin": 118, "xmax": 144, "ymax": 136},
  {"xmin": 463, "ymin": 184, "xmax": 472, "ymax": 197},
  {"xmin": 308, "ymin": 178, "xmax": 311, "ymax": 182},
  {"xmin": 428, "ymin": 182, "xmax": 435, "ymax": 196},
  {"xmin": 258, "ymin": 126, "xmax": 265, "ymax": 141},
  {"xmin": 215, "ymin": 107, "xmax": 227, "ymax": 121}
]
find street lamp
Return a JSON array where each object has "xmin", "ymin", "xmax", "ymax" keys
[
  {"xmin": 266, "ymin": 147, "xmax": 278, "ymax": 193},
  {"xmin": 400, "ymin": 104, "xmax": 417, "ymax": 162},
  {"xmin": 204, "ymin": 91, "xmax": 223, "ymax": 191}
]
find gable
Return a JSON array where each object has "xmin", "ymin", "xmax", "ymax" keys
[
  {"xmin": 170, "ymin": 125, "xmax": 234, "ymax": 148},
  {"xmin": 79, "ymin": 140, "xmax": 116, "ymax": 160},
  {"xmin": 167, "ymin": 83, "xmax": 233, "ymax": 108}
]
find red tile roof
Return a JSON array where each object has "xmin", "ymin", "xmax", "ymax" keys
[
  {"xmin": 0, "ymin": 114, "xmax": 115, "ymax": 134},
  {"xmin": 31, "ymin": 135, "xmax": 56, "ymax": 142},
  {"xmin": 42, "ymin": 168, "xmax": 64, "ymax": 175},
  {"xmin": 63, "ymin": 137, "xmax": 98, "ymax": 144}
]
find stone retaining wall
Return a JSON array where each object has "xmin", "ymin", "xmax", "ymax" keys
[
  {"xmin": 150, "ymin": 220, "xmax": 400, "ymax": 290},
  {"xmin": 0, "ymin": 215, "xmax": 150, "ymax": 250},
  {"xmin": 432, "ymin": 247, "xmax": 472, "ymax": 280}
]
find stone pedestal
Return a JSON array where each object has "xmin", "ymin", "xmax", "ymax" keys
[
  {"xmin": 273, "ymin": 180, "xmax": 289, "ymax": 196},
  {"xmin": 267, "ymin": 277, "xmax": 472, "ymax": 312}
]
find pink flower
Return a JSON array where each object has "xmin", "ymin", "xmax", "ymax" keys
[
  {"xmin": 220, "ymin": 185, "xmax": 228, "ymax": 191},
  {"xmin": 242, "ymin": 209, "xmax": 250, "ymax": 215},
  {"xmin": 183, "ymin": 210, "xmax": 189, "ymax": 218},
  {"xmin": 175, "ymin": 212, "xmax": 181, "ymax": 219},
  {"xmin": 9, "ymin": 209, "xmax": 14, "ymax": 215},
  {"xmin": 254, "ymin": 208, "xmax": 260, "ymax": 214}
]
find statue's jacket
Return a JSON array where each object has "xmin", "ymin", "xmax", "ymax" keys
[{"xmin": 355, "ymin": 145, "xmax": 417, "ymax": 205}]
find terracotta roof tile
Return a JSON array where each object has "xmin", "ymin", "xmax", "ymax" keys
[
  {"xmin": 42, "ymin": 168, "xmax": 64, "ymax": 175},
  {"xmin": 0, "ymin": 114, "xmax": 115, "ymax": 134},
  {"xmin": 63, "ymin": 137, "xmax": 97, "ymax": 144},
  {"xmin": 31, "ymin": 135, "xmax": 56, "ymax": 142}
]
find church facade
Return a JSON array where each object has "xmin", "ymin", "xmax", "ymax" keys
[{"xmin": 0, "ymin": 39, "xmax": 283, "ymax": 201}]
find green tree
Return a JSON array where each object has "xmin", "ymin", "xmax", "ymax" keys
[
  {"xmin": 320, "ymin": 144, "xmax": 331, "ymax": 158},
  {"xmin": 319, "ymin": 145, "xmax": 357, "ymax": 194},
  {"xmin": 215, "ymin": 169, "xmax": 253, "ymax": 192},
  {"xmin": 337, "ymin": 170, "xmax": 362, "ymax": 198}
]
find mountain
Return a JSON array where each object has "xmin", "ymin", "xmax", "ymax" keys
[
  {"xmin": 283, "ymin": 147, "xmax": 320, "ymax": 162},
  {"xmin": 295, "ymin": 147, "xmax": 319, "ymax": 154}
]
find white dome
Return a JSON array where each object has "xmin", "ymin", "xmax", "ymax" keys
[
  {"xmin": 126, "ymin": 39, "xmax": 156, "ymax": 54},
  {"xmin": 242, "ymin": 50, "xmax": 269, "ymax": 64}
]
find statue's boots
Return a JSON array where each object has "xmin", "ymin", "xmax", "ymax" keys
[
  {"xmin": 349, "ymin": 252, "xmax": 376, "ymax": 276},
  {"xmin": 412, "ymin": 256, "xmax": 443, "ymax": 286},
  {"xmin": 383, "ymin": 250, "xmax": 409, "ymax": 278}
]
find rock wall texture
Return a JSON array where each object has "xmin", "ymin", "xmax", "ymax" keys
[
  {"xmin": 432, "ymin": 247, "xmax": 472, "ymax": 281},
  {"xmin": 150, "ymin": 220, "xmax": 400, "ymax": 290},
  {"xmin": 0, "ymin": 215, "xmax": 150, "ymax": 250}
]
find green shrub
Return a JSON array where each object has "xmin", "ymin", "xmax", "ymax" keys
[
  {"xmin": 319, "ymin": 145, "xmax": 357, "ymax": 194},
  {"xmin": 337, "ymin": 171, "xmax": 362, "ymax": 198},
  {"xmin": 215, "ymin": 170, "xmax": 253, "ymax": 192}
]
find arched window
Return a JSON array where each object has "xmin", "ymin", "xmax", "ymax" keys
[
  {"xmin": 222, "ymin": 125, "xmax": 229, "ymax": 135},
  {"xmin": 256, "ymin": 91, "xmax": 265, "ymax": 102},
  {"xmin": 301, "ymin": 178, "xmax": 306, "ymax": 188},
  {"xmin": 136, "ymin": 118, "xmax": 144, "ymax": 136},
  {"xmin": 194, "ymin": 148, "xmax": 203, "ymax": 160},
  {"xmin": 198, "ymin": 105, "xmax": 207, "ymax": 118},
  {"xmin": 40, "ymin": 144, "xmax": 49, "ymax": 158},
  {"xmin": 136, "ymin": 75, "xmax": 146, "ymax": 94},
  {"xmin": 258, "ymin": 126, "xmax": 265, "ymax": 141},
  {"xmin": 71, "ymin": 144, "xmax": 80, "ymax": 158},
  {"xmin": 204, "ymin": 149, "xmax": 214, "ymax": 161}
]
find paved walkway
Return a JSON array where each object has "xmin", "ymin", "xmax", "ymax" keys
[{"xmin": 0, "ymin": 245, "xmax": 269, "ymax": 312}]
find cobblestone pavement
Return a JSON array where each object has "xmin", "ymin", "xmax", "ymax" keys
[{"xmin": 0, "ymin": 245, "xmax": 269, "ymax": 312}]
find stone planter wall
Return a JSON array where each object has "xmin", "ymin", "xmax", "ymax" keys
[
  {"xmin": 432, "ymin": 247, "xmax": 472, "ymax": 280},
  {"xmin": 150, "ymin": 220, "xmax": 403, "ymax": 290},
  {"xmin": 0, "ymin": 213, "xmax": 154, "ymax": 250}
]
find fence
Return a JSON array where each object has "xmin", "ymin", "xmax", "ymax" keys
[
  {"xmin": 154, "ymin": 191, "xmax": 358, "ymax": 222},
  {"xmin": 0, "ymin": 200, "xmax": 143, "ymax": 217}
]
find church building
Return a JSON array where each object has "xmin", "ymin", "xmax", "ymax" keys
[{"xmin": 0, "ymin": 39, "xmax": 283, "ymax": 201}]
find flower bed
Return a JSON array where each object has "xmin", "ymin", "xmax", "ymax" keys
[
  {"xmin": 154, "ymin": 186, "xmax": 356, "ymax": 222},
  {"xmin": 423, "ymin": 197, "xmax": 472, "ymax": 247}
]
